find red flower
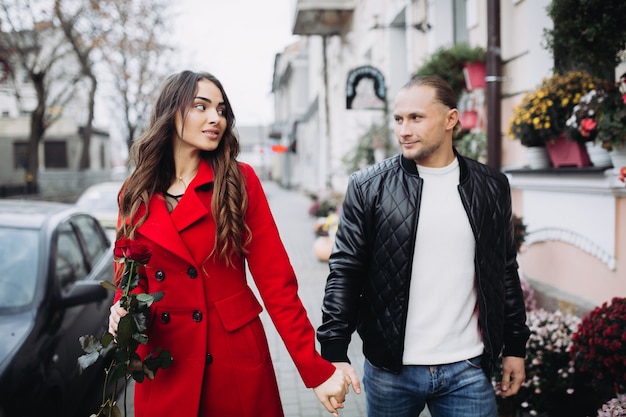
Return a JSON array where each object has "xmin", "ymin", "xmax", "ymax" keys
[
  {"xmin": 571, "ymin": 297, "xmax": 626, "ymax": 392},
  {"xmin": 579, "ymin": 117, "xmax": 597, "ymax": 137},
  {"xmin": 114, "ymin": 237, "xmax": 152, "ymax": 264},
  {"xmin": 619, "ymin": 167, "xmax": 626, "ymax": 184}
]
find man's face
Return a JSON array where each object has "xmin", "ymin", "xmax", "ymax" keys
[{"xmin": 393, "ymin": 85, "xmax": 457, "ymax": 167}]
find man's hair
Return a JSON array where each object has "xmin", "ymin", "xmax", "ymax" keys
[{"xmin": 402, "ymin": 75, "xmax": 458, "ymax": 110}]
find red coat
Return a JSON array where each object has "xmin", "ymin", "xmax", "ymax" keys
[{"xmin": 116, "ymin": 160, "xmax": 334, "ymax": 416}]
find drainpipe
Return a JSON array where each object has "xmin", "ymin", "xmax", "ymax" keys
[
  {"xmin": 322, "ymin": 34, "xmax": 332, "ymax": 189},
  {"xmin": 486, "ymin": 0, "xmax": 502, "ymax": 171}
]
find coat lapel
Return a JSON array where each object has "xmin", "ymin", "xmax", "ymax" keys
[
  {"xmin": 137, "ymin": 160, "xmax": 215, "ymax": 266},
  {"xmin": 138, "ymin": 195, "xmax": 196, "ymax": 266}
]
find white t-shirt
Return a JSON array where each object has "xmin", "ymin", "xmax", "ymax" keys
[{"xmin": 402, "ymin": 158, "xmax": 484, "ymax": 365}]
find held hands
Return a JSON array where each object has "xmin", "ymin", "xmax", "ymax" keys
[
  {"xmin": 496, "ymin": 356, "xmax": 526, "ymax": 397},
  {"xmin": 313, "ymin": 364, "xmax": 357, "ymax": 416},
  {"xmin": 108, "ymin": 300, "xmax": 128, "ymax": 336}
]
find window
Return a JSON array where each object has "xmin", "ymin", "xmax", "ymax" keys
[
  {"xmin": 13, "ymin": 141, "xmax": 28, "ymax": 170},
  {"xmin": 44, "ymin": 140, "xmax": 68, "ymax": 168},
  {"xmin": 72, "ymin": 215, "xmax": 108, "ymax": 268},
  {"xmin": 54, "ymin": 221, "xmax": 88, "ymax": 293}
]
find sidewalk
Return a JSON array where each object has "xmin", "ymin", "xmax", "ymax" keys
[{"xmin": 259, "ymin": 181, "xmax": 367, "ymax": 417}]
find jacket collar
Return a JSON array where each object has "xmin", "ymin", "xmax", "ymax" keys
[{"xmin": 399, "ymin": 148, "xmax": 469, "ymax": 182}]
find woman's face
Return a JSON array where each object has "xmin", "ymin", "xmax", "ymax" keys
[{"xmin": 174, "ymin": 79, "xmax": 227, "ymax": 152}]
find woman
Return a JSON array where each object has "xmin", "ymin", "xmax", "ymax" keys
[{"xmin": 108, "ymin": 70, "xmax": 349, "ymax": 417}]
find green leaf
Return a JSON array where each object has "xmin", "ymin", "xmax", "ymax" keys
[
  {"xmin": 108, "ymin": 362, "xmax": 127, "ymax": 383},
  {"xmin": 158, "ymin": 349, "xmax": 173, "ymax": 369},
  {"xmin": 151, "ymin": 291, "xmax": 165, "ymax": 302},
  {"xmin": 101, "ymin": 331, "xmax": 115, "ymax": 348},
  {"xmin": 78, "ymin": 351, "xmax": 100, "ymax": 372},
  {"xmin": 133, "ymin": 333, "xmax": 148, "ymax": 345},
  {"xmin": 79, "ymin": 334, "xmax": 102, "ymax": 353},
  {"xmin": 135, "ymin": 293, "xmax": 155, "ymax": 306},
  {"xmin": 132, "ymin": 370, "xmax": 145, "ymax": 383},
  {"xmin": 101, "ymin": 280, "xmax": 118, "ymax": 292},
  {"xmin": 116, "ymin": 315, "xmax": 134, "ymax": 345}
]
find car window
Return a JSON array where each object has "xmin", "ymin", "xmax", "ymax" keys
[
  {"xmin": 0, "ymin": 227, "xmax": 39, "ymax": 308},
  {"xmin": 54, "ymin": 221, "xmax": 88, "ymax": 293},
  {"xmin": 73, "ymin": 215, "xmax": 108, "ymax": 267}
]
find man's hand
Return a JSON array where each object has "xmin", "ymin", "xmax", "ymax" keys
[
  {"xmin": 332, "ymin": 362, "xmax": 362, "ymax": 395},
  {"xmin": 313, "ymin": 367, "xmax": 352, "ymax": 416},
  {"xmin": 497, "ymin": 356, "xmax": 526, "ymax": 397}
]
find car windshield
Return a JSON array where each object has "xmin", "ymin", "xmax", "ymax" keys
[{"xmin": 0, "ymin": 227, "xmax": 39, "ymax": 309}]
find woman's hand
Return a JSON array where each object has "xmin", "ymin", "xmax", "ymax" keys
[
  {"xmin": 108, "ymin": 300, "xmax": 128, "ymax": 335},
  {"xmin": 313, "ymin": 367, "xmax": 352, "ymax": 416}
]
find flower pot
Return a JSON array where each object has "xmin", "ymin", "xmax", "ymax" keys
[
  {"xmin": 462, "ymin": 62, "xmax": 486, "ymax": 90},
  {"xmin": 585, "ymin": 141, "xmax": 612, "ymax": 168},
  {"xmin": 545, "ymin": 133, "xmax": 591, "ymax": 168},
  {"xmin": 609, "ymin": 146, "xmax": 626, "ymax": 174},
  {"xmin": 313, "ymin": 236, "xmax": 334, "ymax": 262},
  {"xmin": 524, "ymin": 146, "xmax": 551, "ymax": 169}
]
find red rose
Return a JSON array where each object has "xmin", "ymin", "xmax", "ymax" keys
[{"xmin": 114, "ymin": 238, "xmax": 152, "ymax": 264}]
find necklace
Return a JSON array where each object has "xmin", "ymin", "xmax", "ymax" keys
[
  {"xmin": 176, "ymin": 169, "xmax": 198, "ymax": 190},
  {"xmin": 165, "ymin": 191, "xmax": 184, "ymax": 201},
  {"xmin": 178, "ymin": 175, "xmax": 189, "ymax": 190}
]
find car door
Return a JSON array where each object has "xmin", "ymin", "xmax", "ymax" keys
[{"xmin": 51, "ymin": 215, "xmax": 113, "ymax": 413}]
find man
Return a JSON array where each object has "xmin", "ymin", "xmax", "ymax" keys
[{"xmin": 317, "ymin": 75, "xmax": 530, "ymax": 417}]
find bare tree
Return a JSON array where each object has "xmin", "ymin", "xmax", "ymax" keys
[
  {"xmin": 53, "ymin": 0, "xmax": 103, "ymax": 170},
  {"xmin": 98, "ymin": 0, "xmax": 174, "ymax": 152},
  {"xmin": 0, "ymin": 0, "xmax": 85, "ymax": 186}
]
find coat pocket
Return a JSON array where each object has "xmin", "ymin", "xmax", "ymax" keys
[
  {"xmin": 213, "ymin": 286, "xmax": 270, "ymax": 367},
  {"xmin": 213, "ymin": 286, "xmax": 263, "ymax": 331}
]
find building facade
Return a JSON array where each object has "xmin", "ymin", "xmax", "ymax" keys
[{"xmin": 272, "ymin": 0, "xmax": 626, "ymax": 310}]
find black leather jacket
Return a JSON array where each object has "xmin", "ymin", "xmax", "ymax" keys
[{"xmin": 317, "ymin": 153, "xmax": 530, "ymax": 376}]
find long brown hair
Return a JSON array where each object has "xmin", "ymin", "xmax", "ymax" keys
[{"xmin": 117, "ymin": 70, "xmax": 249, "ymax": 266}]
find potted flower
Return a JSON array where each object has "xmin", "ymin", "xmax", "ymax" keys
[
  {"xmin": 566, "ymin": 74, "xmax": 626, "ymax": 169},
  {"xmin": 312, "ymin": 212, "xmax": 339, "ymax": 262},
  {"xmin": 493, "ymin": 308, "xmax": 583, "ymax": 417},
  {"xmin": 507, "ymin": 71, "xmax": 602, "ymax": 168},
  {"xmin": 570, "ymin": 297, "xmax": 626, "ymax": 396},
  {"xmin": 414, "ymin": 43, "xmax": 486, "ymax": 97}
]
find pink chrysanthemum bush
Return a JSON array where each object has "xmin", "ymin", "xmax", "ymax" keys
[
  {"xmin": 596, "ymin": 397, "xmax": 626, "ymax": 417},
  {"xmin": 493, "ymin": 309, "xmax": 583, "ymax": 416},
  {"xmin": 570, "ymin": 297, "xmax": 626, "ymax": 395}
]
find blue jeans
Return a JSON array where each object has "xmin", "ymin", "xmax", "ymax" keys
[{"xmin": 363, "ymin": 356, "xmax": 497, "ymax": 417}]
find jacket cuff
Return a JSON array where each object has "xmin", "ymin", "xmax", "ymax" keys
[
  {"xmin": 320, "ymin": 339, "xmax": 351, "ymax": 364},
  {"xmin": 502, "ymin": 337, "xmax": 528, "ymax": 358}
]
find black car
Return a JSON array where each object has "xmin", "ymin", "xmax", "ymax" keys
[{"xmin": 0, "ymin": 200, "xmax": 115, "ymax": 417}]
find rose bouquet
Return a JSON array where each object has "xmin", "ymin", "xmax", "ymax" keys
[{"xmin": 78, "ymin": 238, "xmax": 172, "ymax": 417}]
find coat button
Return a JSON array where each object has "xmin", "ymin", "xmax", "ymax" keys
[
  {"xmin": 187, "ymin": 267, "xmax": 197, "ymax": 278},
  {"xmin": 192, "ymin": 310, "xmax": 203, "ymax": 322},
  {"xmin": 161, "ymin": 312, "xmax": 170, "ymax": 323},
  {"xmin": 155, "ymin": 270, "xmax": 166, "ymax": 281},
  {"xmin": 206, "ymin": 353, "xmax": 213, "ymax": 365}
]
